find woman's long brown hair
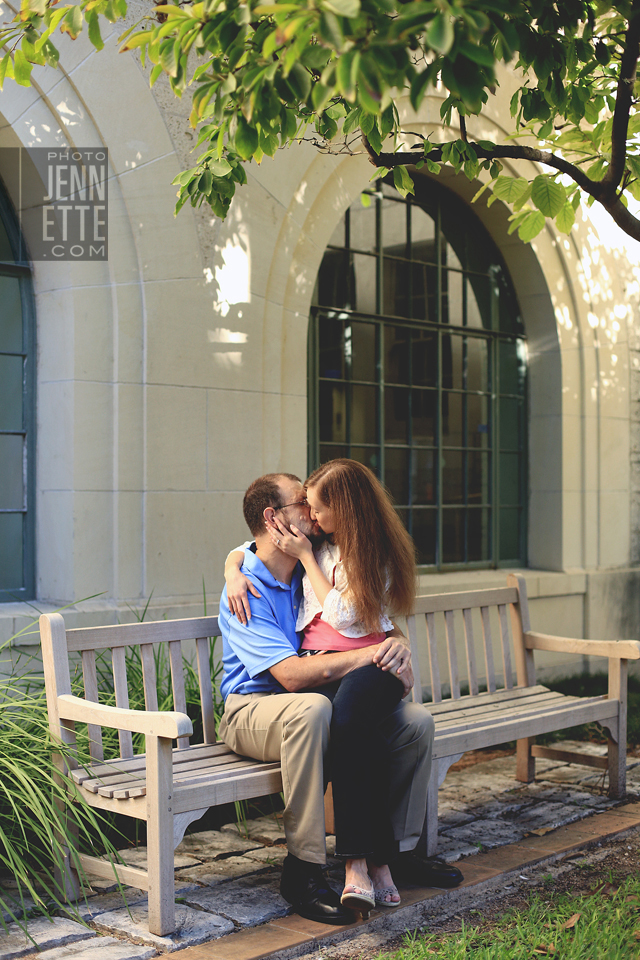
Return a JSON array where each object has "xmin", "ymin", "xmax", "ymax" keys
[{"xmin": 305, "ymin": 459, "xmax": 416, "ymax": 632}]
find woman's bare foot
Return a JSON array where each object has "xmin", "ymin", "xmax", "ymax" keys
[
  {"xmin": 344, "ymin": 858, "xmax": 373, "ymax": 893},
  {"xmin": 367, "ymin": 862, "xmax": 401, "ymax": 905}
]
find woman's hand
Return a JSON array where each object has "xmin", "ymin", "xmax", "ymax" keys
[
  {"xmin": 268, "ymin": 517, "xmax": 314, "ymax": 561},
  {"xmin": 225, "ymin": 568, "xmax": 261, "ymax": 625}
]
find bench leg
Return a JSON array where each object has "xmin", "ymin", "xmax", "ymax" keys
[
  {"xmin": 516, "ymin": 737, "xmax": 535, "ymax": 783},
  {"xmin": 608, "ymin": 658, "xmax": 627, "ymax": 800},
  {"xmin": 146, "ymin": 736, "xmax": 175, "ymax": 937}
]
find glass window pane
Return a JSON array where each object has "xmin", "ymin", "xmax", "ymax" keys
[
  {"xmin": 351, "ymin": 384, "xmax": 377, "ymax": 443},
  {"xmin": 467, "ymin": 275, "xmax": 491, "ymax": 329},
  {"xmin": 0, "ymin": 435, "xmax": 24, "ymax": 509},
  {"xmin": 412, "ymin": 389, "xmax": 436, "ymax": 444},
  {"xmin": 413, "ymin": 508, "xmax": 436, "ymax": 565},
  {"xmin": 352, "ymin": 254, "xmax": 377, "ymax": 314},
  {"xmin": 0, "ymin": 215, "xmax": 14, "ymax": 262},
  {"xmin": 383, "ymin": 258, "xmax": 411, "ymax": 317},
  {"xmin": 499, "ymin": 397, "xmax": 520, "ymax": 450},
  {"xmin": 0, "ymin": 355, "xmax": 23, "ymax": 432},
  {"xmin": 412, "ymin": 449, "xmax": 436, "ymax": 505},
  {"xmin": 319, "ymin": 382, "xmax": 346, "ymax": 442},
  {"xmin": 442, "ymin": 508, "xmax": 464, "ymax": 563},
  {"xmin": 442, "ymin": 391, "xmax": 463, "ymax": 446},
  {"xmin": 0, "ymin": 513, "xmax": 23, "ymax": 590},
  {"xmin": 319, "ymin": 444, "xmax": 348, "ymax": 464},
  {"xmin": 499, "ymin": 340, "xmax": 525, "ymax": 395},
  {"xmin": 468, "ymin": 451, "xmax": 489, "ymax": 505},
  {"xmin": 411, "ymin": 207, "xmax": 435, "ymax": 260},
  {"xmin": 382, "ymin": 196, "xmax": 407, "ymax": 252},
  {"xmin": 349, "ymin": 321, "xmax": 376, "ymax": 381},
  {"xmin": 384, "ymin": 326, "xmax": 410, "ymax": 384},
  {"xmin": 468, "ymin": 508, "xmax": 490, "ymax": 562},
  {"xmin": 385, "ymin": 447, "xmax": 409, "ymax": 504},
  {"xmin": 499, "ymin": 452, "xmax": 520, "ymax": 505},
  {"xmin": 0, "ymin": 277, "xmax": 23, "ymax": 353},
  {"xmin": 319, "ymin": 317, "xmax": 344, "ymax": 379},
  {"xmin": 468, "ymin": 394, "xmax": 490, "ymax": 448},
  {"xmin": 317, "ymin": 249, "xmax": 351, "ymax": 309},
  {"xmin": 385, "ymin": 386, "xmax": 409, "ymax": 442},
  {"xmin": 466, "ymin": 337, "xmax": 488, "ymax": 392},
  {"xmin": 349, "ymin": 197, "xmax": 376, "ymax": 253},
  {"xmin": 499, "ymin": 507, "xmax": 521, "ymax": 560},
  {"xmin": 328, "ymin": 213, "xmax": 346, "ymax": 248},
  {"xmin": 443, "ymin": 450, "xmax": 464, "ymax": 504},
  {"xmin": 412, "ymin": 331, "xmax": 438, "ymax": 387},
  {"xmin": 443, "ymin": 270, "xmax": 463, "ymax": 326},
  {"xmin": 444, "ymin": 241, "xmax": 462, "ymax": 271},
  {"xmin": 351, "ymin": 446, "xmax": 379, "ymax": 473},
  {"xmin": 442, "ymin": 334, "xmax": 463, "ymax": 389}
]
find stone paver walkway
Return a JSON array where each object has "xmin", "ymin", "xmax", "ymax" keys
[{"xmin": 4, "ymin": 740, "xmax": 640, "ymax": 959}]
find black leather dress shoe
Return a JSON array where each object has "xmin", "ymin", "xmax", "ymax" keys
[
  {"xmin": 280, "ymin": 855, "xmax": 354, "ymax": 925},
  {"xmin": 391, "ymin": 852, "xmax": 464, "ymax": 888}
]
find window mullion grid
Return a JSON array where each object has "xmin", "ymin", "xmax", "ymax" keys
[{"xmin": 377, "ymin": 319, "xmax": 385, "ymax": 484}]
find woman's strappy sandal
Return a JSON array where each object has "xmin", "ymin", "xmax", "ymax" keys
[
  {"xmin": 340, "ymin": 882, "xmax": 375, "ymax": 919},
  {"xmin": 373, "ymin": 883, "xmax": 401, "ymax": 907}
]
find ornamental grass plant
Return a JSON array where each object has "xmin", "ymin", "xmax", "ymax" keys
[{"xmin": 0, "ymin": 614, "xmax": 120, "ymax": 935}]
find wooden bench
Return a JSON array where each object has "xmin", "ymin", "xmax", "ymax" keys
[
  {"xmin": 405, "ymin": 574, "xmax": 640, "ymax": 856},
  {"xmin": 40, "ymin": 613, "xmax": 282, "ymax": 937}
]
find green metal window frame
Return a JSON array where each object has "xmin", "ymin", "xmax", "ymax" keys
[
  {"xmin": 0, "ymin": 181, "xmax": 36, "ymax": 602},
  {"xmin": 307, "ymin": 178, "xmax": 527, "ymax": 571}
]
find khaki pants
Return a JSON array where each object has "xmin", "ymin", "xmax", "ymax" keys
[{"xmin": 219, "ymin": 692, "xmax": 434, "ymax": 864}]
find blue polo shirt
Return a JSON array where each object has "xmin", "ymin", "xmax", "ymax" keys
[{"xmin": 219, "ymin": 544, "xmax": 303, "ymax": 699}]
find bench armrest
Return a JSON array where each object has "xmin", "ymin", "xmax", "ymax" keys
[
  {"xmin": 57, "ymin": 694, "xmax": 193, "ymax": 739},
  {"xmin": 524, "ymin": 632, "xmax": 640, "ymax": 660}
]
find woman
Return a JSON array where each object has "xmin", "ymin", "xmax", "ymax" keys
[{"xmin": 226, "ymin": 459, "xmax": 416, "ymax": 913}]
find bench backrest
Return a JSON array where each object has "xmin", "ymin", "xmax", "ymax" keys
[
  {"xmin": 406, "ymin": 573, "xmax": 535, "ymax": 703},
  {"xmin": 40, "ymin": 613, "xmax": 221, "ymax": 763}
]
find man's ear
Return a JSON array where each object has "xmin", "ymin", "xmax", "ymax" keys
[{"xmin": 263, "ymin": 507, "xmax": 276, "ymax": 528}]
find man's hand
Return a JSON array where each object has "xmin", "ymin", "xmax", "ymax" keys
[{"xmin": 225, "ymin": 567, "xmax": 261, "ymax": 625}]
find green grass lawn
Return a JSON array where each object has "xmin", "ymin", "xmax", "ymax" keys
[{"xmin": 377, "ymin": 876, "xmax": 640, "ymax": 959}]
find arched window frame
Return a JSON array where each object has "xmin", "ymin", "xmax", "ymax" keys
[
  {"xmin": 308, "ymin": 177, "xmax": 527, "ymax": 570},
  {"xmin": 0, "ymin": 181, "xmax": 36, "ymax": 602}
]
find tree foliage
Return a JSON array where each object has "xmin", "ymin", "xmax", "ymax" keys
[{"xmin": 3, "ymin": 0, "xmax": 640, "ymax": 242}]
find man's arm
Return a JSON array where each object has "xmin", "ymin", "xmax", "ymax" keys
[{"xmin": 270, "ymin": 635, "xmax": 413, "ymax": 696}]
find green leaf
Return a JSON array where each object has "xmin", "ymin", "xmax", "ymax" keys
[
  {"xmin": 392, "ymin": 164, "xmax": 414, "ymax": 198},
  {"xmin": 209, "ymin": 158, "xmax": 232, "ymax": 176},
  {"xmin": 531, "ymin": 175, "xmax": 565, "ymax": 217},
  {"xmin": 426, "ymin": 13, "xmax": 454, "ymax": 55},
  {"xmin": 13, "ymin": 49, "xmax": 32, "ymax": 86},
  {"xmin": 426, "ymin": 158, "xmax": 440, "ymax": 174},
  {"xmin": 410, "ymin": 67, "xmax": 432, "ymax": 113},
  {"xmin": 492, "ymin": 176, "xmax": 530, "ymax": 204},
  {"xmin": 0, "ymin": 53, "xmax": 14, "ymax": 91},
  {"xmin": 555, "ymin": 200, "xmax": 575, "ymax": 234},
  {"xmin": 322, "ymin": 0, "xmax": 360, "ymax": 18},
  {"xmin": 235, "ymin": 116, "xmax": 259, "ymax": 160},
  {"xmin": 87, "ymin": 11, "xmax": 104, "ymax": 51},
  {"xmin": 160, "ymin": 38, "xmax": 178, "ymax": 77},
  {"xmin": 517, "ymin": 209, "xmax": 545, "ymax": 242},
  {"xmin": 60, "ymin": 4, "xmax": 83, "ymax": 40},
  {"xmin": 458, "ymin": 40, "xmax": 495, "ymax": 68}
]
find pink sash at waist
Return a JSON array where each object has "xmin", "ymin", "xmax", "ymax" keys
[{"xmin": 300, "ymin": 613, "xmax": 385, "ymax": 652}]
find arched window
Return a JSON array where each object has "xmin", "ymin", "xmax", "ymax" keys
[
  {"xmin": 0, "ymin": 183, "xmax": 35, "ymax": 600},
  {"xmin": 308, "ymin": 178, "xmax": 526, "ymax": 568}
]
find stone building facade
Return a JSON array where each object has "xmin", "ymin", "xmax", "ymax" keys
[{"xmin": 1, "ymin": 10, "xmax": 640, "ymax": 687}]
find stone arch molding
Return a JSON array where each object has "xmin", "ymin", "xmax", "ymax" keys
[{"xmin": 263, "ymin": 105, "xmax": 589, "ymax": 572}]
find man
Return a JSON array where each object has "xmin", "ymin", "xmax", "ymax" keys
[{"xmin": 218, "ymin": 473, "xmax": 462, "ymax": 925}]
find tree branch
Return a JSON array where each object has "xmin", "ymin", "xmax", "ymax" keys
[
  {"xmin": 601, "ymin": 0, "xmax": 640, "ymax": 194},
  {"xmin": 365, "ymin": 138, "xmax": 640, "ymax": 242}
]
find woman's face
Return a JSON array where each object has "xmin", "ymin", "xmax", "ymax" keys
[{"xmin": 306, "ymin": 485, "xmax": 336, "ymax": 535}]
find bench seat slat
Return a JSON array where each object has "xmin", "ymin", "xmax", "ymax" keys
[
  {"xmin": 427, "ymin": 684, "xmax": 552, "ymax": 714},
  {"xmin": 80, "ymin": 749, "xmax": 254, "ymax": 793},
  {"xmin": 429, "ymin": 690, "xmax": 569, "ymax": 725},
  {"xmin": 71, "ymin": 742, "xmax": 233, "ymax": 784},
  {"xmin": 432, "ymin": 693, "xmax": 602, "ymax": 734},
  {"xmin": 173, "ymin": 767, "xmax": 284, "ymax": 815},
  {"xmin": 433, "ymin": 697, "xmax": 619, "ymax": 758}
]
